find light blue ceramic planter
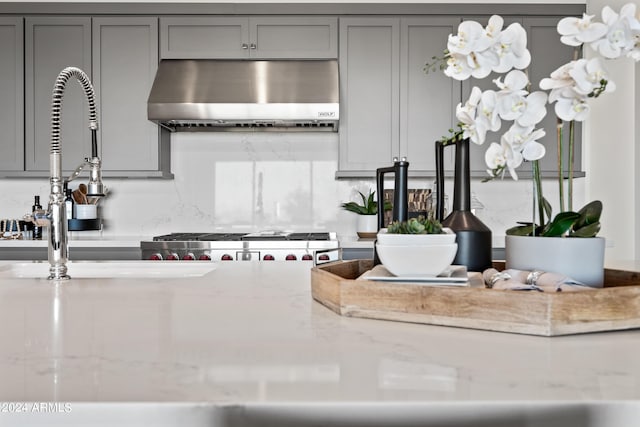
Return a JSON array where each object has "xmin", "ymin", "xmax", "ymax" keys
[{"xmin": 505, "ymin": 235, "xmax": 606, "ymax": 288}]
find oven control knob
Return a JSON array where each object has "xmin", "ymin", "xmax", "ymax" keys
[
  {"xmin": 301, "ymin": 254, "xmax": 313, "ymax": 261},
  {"xmin": 149, "ymin": 253, "xmax": 163, "ymax": 261},
  {"xmin": 221, "ymin": 254, "xmax": 234, "ymax": 261},
  {"xmin": 263, "ymin": 254, "xmax": 275, "ymax": 261},
  {"xmin": 318, "ymin": 254, "xmax": 330, "ymax": 261},
  {"xmin": 198, "ymin": 254, "xmax": 211, "ymax": 261},
  {"xmin": 182, "ymin": 252, "xmax": 196, "ymax": 261},
  {"xmin": 166, "ymin": 252, "xmax": 180, "ymax": 261},
  {"xmin": 285, "ymin": 254, "xmax": 297, "ymax": 261}
]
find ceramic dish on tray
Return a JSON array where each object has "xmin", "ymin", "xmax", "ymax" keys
[{"xmin": 375, "ymin": 242, "xmax": 458, "ymax": 277}]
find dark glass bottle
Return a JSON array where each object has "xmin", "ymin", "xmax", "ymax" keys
[
  {"xmin": 64, "ymin": 189, "xmax": 74, "ymax": 220},
  {"xmin": 32, "ymin": 195, "xmax": 42, "ymax": 240}
]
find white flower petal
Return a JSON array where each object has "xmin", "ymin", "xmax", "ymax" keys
[{"xmin": 522, "ymin": 141, "xmax": 546, "ymax": 161}]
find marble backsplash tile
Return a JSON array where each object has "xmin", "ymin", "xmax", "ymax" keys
[{"xmin": 0, "ymin": 131, "xmax": 584, "ymax": 242}]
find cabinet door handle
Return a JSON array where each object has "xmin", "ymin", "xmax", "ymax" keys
[
  {"xmin": 241, "ymin": 43, "xmax": 249, "ymax": 49},
  {"xmin": 250, "ymin": 43, "xmax": 257, "ymax": 49}
]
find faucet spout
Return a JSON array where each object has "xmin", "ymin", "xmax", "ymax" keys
[{"xmin": 47, "ymin": 67, "xmax": 102, "ymax": 280}]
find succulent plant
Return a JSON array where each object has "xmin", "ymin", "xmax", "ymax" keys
[{"xmin": 387, "ymin": 215, "xmax": 444, "ymax": 234}]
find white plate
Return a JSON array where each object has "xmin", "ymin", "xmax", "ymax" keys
[{"xmin": 364, "ymin": 265, "xmax": 468, "ymax": 285}]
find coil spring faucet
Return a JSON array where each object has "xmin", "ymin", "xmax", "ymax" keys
[{"xmin": 32, "ymin": 67, "xmax": 105, "ymax": 280}]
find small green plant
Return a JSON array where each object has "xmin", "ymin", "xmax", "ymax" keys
[
  {"xmin": 387, "ymin": 215, "xmax": 444, "ymax": 235},
  {"xmin": 341, "ymin": 190, "xmax": 381, "ymax": 215}
]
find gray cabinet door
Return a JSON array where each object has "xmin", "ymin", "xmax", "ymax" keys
[
  {"xmin": 400, "ymin": 17, "xmax": 459, "ymax": 173},
  {"xmin": 160, "ymin": 17, "xmax": 249, "ymax": 59},
  {"xmin": 160, "ymin": 16, "xmax": 337, "ymax": 59},
  {"xmin": 250, "ymin": 17, "xmax": 337, "ymax": 58},
  {"xmin": 0, "ymin": 17, "xmax": 23, "ymax": 172},
  {"xmin": 338, "ymin": 18, "xmax": 400, "ymax": 175},
  {"xmin": 25, "ymin": 17, "xmax": 92, "ymax": 172},
  {"xmin": 93, "ymin": 17, "xmax": 169, "ymax": 176}
]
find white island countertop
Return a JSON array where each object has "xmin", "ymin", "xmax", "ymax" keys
[{"xmin": 0, "ymin": 260, "xmax": 639, "ymax": 426}]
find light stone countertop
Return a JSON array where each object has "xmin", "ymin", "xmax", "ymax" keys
[{"xmin": 0, "ymin": 260, "xmax": 639, "ymax": 425}]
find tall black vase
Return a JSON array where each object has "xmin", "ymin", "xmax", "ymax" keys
[{"xmin": 435, "ymin": 138, "xmax": 492, "ymax": 272}]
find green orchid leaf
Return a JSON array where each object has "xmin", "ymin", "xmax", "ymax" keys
[
  {"xmin": 542, "ymin": 211, "xmax": 581, "ymax": 237},
  {"xmin": 541, "ymin": 197, "xmax": 553, "ymax": 225},
  {"xmin": 506, "ymin": 225, "xmax": 535, "ymax": 236},
  {"xmin": 506, "ymin": 223, "xmax": 546, "ymax": 236},
  {"xmin": 573, "ymin": 200, "xmax": 603, "ymax": 230},
  {"xmin": 570, "ymin": 221, "xmax": 601, "ymax": 237}
]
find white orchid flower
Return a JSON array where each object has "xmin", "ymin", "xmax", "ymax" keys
[
  {"xmin": 484, "ymin": 15, "xmax": 504, "ymax": 40},
  {"xmin": 455, "ymin": 86, "xmax": 481, "ymax": 123},
  {"xmin": 591, "ymin": 3, "xmax": 639, "ymax": 59},
  {"xmin": 522, "ymin": 140, "xmax": 546, "ymax": 162},
  {"xmin": 467, "ymin": 49, "xmax": 500, "ymax": 79},
  {"xmin": 493, "ymin": 22, "xmax": 532, "ymax": 73},
  {"xmin": 493, "ymin": 71, "xmax": 547, "ymax": 126},
  {"xmin": 444, "ymin": 53, "xmax": 474, "ymax": 80},
  {"xmin": 515, "ymin": 91, "xmax": 549, "ymax": 127},
  {"xmin": 502, "ymin": 125, "xmax": 546, "ymax": 162},
  {"xmin": 485, "ymin": 142, "xmax": 507, "ymax": 173},
  {"xmin": 554, "ymin": 94, "xmax": 590, "ymax": 122},
  {"xmin": 557, "ymin": 13, "xmax": 608, "ymax": 46},
  {"xmin": 494, "ymin": 69, "xmax": 529, "ymax": 91},
  {"xmin": 502, "ymin": 123, "xmax": 534, "ymax": 152},
  {"xmin": 484, "ymin": 139, "xmax": 523, "ymax": 180},
  {"xmin": 477, "ymin": 90, "xmax": 502, "ymax": 133},
  {"xmin": 569, "ymin": 58, "xmax": 616, "ymax": 96},
  {"xmin": 447, "ymin": 20, "xmax": 492, "ymax": 55}
]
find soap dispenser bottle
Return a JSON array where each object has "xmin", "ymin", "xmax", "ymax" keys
[
  {"xmin": 32, "ymin": 195, "xmax": 42, "ymax": 240},
  {"xmin": 64, "ymin": 187, "xmax": 74, "ymax": 221}
]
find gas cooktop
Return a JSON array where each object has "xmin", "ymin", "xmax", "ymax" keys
[
  {"xmin": 141, "ymin": 231, "xmax": 339, "ymax": 262},
  {"xmin": 151, "ymin": 232, "xmax": 334, "ymax": 242}
]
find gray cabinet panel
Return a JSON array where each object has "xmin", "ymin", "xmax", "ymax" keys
[
  {"xmin": 400, "ymin": 17, "xmax": 459, "ymax": 173},
  {"xmin": 161, "ymin": 16, "xmax": 337, "ymax": 59},
  {"xmin": 339, "ymin": 18, "xmax": 399, "ymax": 173},
  {"xmin": 93, "ymin": 17, "xmax": 165, "ymax": 173},
  {"xmin": 0, "ymin": 17, "xmax": 23, "ymax": 172},
  {"xmin": 161, "ymin": 17, "xmax": 248, "ymax": 59},
  {"xmin": 25, "ymin": 17, "xmax": 92, "ymax": 172},
  {"xmin": 251, "ymin": 17, "xmax": 337, "ymax": 58}
]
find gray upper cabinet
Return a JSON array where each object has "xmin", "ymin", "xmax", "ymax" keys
[
  {"xmin": 160, "ymin": 16, "xmax": 338, "ymax": 59},
  {"xmin": 338, "ymin": 18, "xmax": 399, "ymax": 175},
  {"xmin": 25, "ymin": 17, "xmax": 92, "ymax": 173},
  {"xmin": 0, "ymin": 17, "xmax": 23, "ymax": 172},
  {"xmin": 93, "ymin": 17, "xmax": 171, "ymax": 177},
  {"xmin": 337, "ymin": 17, "xmax": 459, "ymax": 177},
  {"xmin": 400, "ymin": 17, "xmax": 460, "ymax": 173}
]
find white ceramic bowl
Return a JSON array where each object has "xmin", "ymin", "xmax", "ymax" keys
[
  {"xmin": 376, "ymin": 227, "xmax": 456, "ymax": 246},
  {"xmin": 375, "ymin": 243, "xmax": 458, "ymax": 277}
]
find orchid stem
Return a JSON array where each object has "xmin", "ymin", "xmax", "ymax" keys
[
  {"xmin": 556, "ymin": 119, "xmax": 565, "ymax": 213},
  {"xmin": 532, "ymin": 160, "xmax": 544, "ymax": 234},
  {"xmin": 568, "ymin": 120, "xmax": 575, "ymax": 212}
]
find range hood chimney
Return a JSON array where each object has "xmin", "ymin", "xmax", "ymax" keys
[{"xmin": 147, "ymin": 59, "xmax": 339, "ymax": 132}]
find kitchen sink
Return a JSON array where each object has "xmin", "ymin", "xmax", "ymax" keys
[{"xmin": 0, "ymin": 261, "xmax": 217, "ymax": 279}]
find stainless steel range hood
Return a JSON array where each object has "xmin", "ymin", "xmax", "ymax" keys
[{"xmin": 147, "ymin": 59, "xmax": 339, "ymax": 132}]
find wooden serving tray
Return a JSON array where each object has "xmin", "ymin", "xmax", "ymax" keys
[{"xmin": 310, "ymin": 259, "xmax": 640, "ymax": 336}]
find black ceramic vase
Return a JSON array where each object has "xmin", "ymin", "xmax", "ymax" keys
[{"xmin": 435, "ymin": 138, "xmax": 492, "ymax": 272}]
